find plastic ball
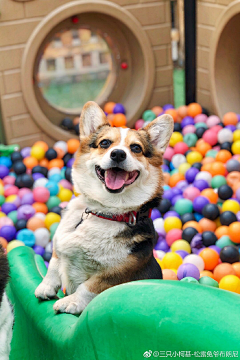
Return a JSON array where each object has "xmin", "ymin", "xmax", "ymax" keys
[
  {"xmin": 187, "ymin": 103, "xmax": 202, "ymax": 117},
  {"xmin": 11, "ymin": 152, "xmax": 23, "ymax": 163},
  {"xmin": 162, "ymin": 269, "xmax": 178, "ymax": 280},
  {"xmin": 223, "ymin": 112, "xmax": 238, "ymax": 126},
  {"xmin": 222, "ymin": 200, "xmax": 240, "ymax": 214},
  {"xmin": 177, "ymin": 263, "xmax": 200, "ymax": 280},
  {"xmin": 226, "ymin": 159, "xmax": 240, "ymax": 172},
  {"xmin": 211, "ymin": 175, "xmax": 227, "ymax": 189},
  {"xmin": 0, "ymin": 225, "xmax": 16, "ymax": 241},
  {"xmin": 34, "ymin": 228, "xmax": 50, "ymax": 247},
  {"xmin": 218, "ymin": 185, "xmax": 233, "ymax": 200},
  {"xmin": 12, "ymin": 161, "xmax": 26, "ymax": 175},
  {"xmin": 27, "ymin": 217, "xmax": 45, "ymax": 231},
  {"xmin": 15, "ymin": 219, "xmax": 27, "ymax": 231},
  {"xmin": 183, "ymin": 254, "xmax": 205, "ymax": 272},
  {"xmin": 232, "ymin": 262, "xmax": 240, "ymax": 278},
  {"xmin": 58, "ymin": 188, "xmax": 72, "ymax": 202},
  {"xmin": 218, "ymin": 128, "xmax": 233, "ymax": 144},
  {"xmin": 32, "ymin": 187, "xmax": 50, "ymax": 203},
  {"xmin": 0, "ymin": 165, "xmax": 9, "ymax": 179},
  {"xmin": 169, "ymin": 132, "xmax": 183, "ymax": 147},
  {"xmin": 142, "ymin": 110, "xmax": 156, "ymax": 122},
  {"xmin": 220, "ymin": 211, "xmax": 237, "ymax": 226},
  {"xmin": 220, "ymin": 245, "xmax": 239, "ymax": 264},
  {"xmin": 46, "ymin": 196, "xmax": 61, "ymax": 210},
  {"xmin": 30, "ymin": 146, "xmax": 45, "ymax": 161},
  {"xmin": 1, "ymin": 203, "xmax": 17, "ymax": 215},
  {"xmin": 104, "ymin": 102, "xmax": 116, "ymax": 114},
  {"xmin": 165, "ymin": 229, "xmax": 182, "ymax": 246},
  {"xmin": 174, "ymin": 199, "xmax": 193, "ymax": 215},
  {"xmin": 7, "ymin": 240, "xmax": 25, "ymax": 253},
  {"xmin": 199, "ymin": 248, "xmax": 219, "ymax": 270},
  {"xmin": 162, "ymin": 252, "xmax": 183, "ymax": 269},
  {"xmin": 199, "ymin": 276, "xmax": 219, "ymax": 288},
  {"xmin": 16, "ymin": 228, "xmax": 35, "ymax": 247},
  {"xmin": 44, "ymin": 212, "xmax": 61, "ymax": 230},
  {"xmin": 171, "ymin": 239, "xmax": 191, "ymax": 253},
  {"xmin": 183, "ymin": 133, "xmax": 198, "ymax": 147},
  {"xmin": 45, "ymin": 148, "xmax": 58, "ymax": 161},
  {"xmin": 163, "ymin": 217, "xmax": 182, "ymax": 233},
  {"xmin": 202, "ymin": 204, "xmax": 220, "ymax": 220},
  {"xmin": 202, "ymin": 231, "xmax": 218, "ymax": 247},
  {"xmin": 17, "ymin": 204, "xmax": 35, "ymax": 220},
  {"xmin": 219, "ymin": 275, "xmax": 240, "ymax": 293},
  {"xmin": 171, "ymin": 154, "xmax": 186, "ymax": 169},
  {"xmin": 232, "ymin": 140, "xmax": 240, "ymax": 155}
]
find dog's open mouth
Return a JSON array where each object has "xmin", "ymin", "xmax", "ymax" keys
[{"xmin": 95, "ymin": 166, "xmax": 140, "ymax": 193}]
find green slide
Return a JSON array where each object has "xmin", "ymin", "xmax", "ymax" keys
[{"xmin": 7, "ymin": 247, "xmax": 240, "ymax": 360}]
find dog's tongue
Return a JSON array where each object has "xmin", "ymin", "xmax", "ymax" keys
[{"xmin": 105, "ymin": 169, "xmax": 129, "ymax": 190}]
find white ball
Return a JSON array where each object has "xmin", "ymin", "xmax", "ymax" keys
[
  {"xmin": 45, "ymin": 241, "xmax": 53, "ymax": 253},
  {"xmin": 34, "ymin": 228, "xmax": 50, "ymax": 248},
  {"xmin": 218, "ymin": 128, "xmax": 233, "ymax": 144},
  {"xmin": 236, "ymin": 123, "xmax": 240, "ymax": 130},
  {"xmin": 171, "ymin": 154, "xmax": 186, "ymax": 169},
  {"xmin": 54, "ymin": 141, "xmax": 67, "ymax": 154},
  {"xmin": 35, "ymin": 212, "xmax": 46, "ymax": 220},
  {"xmin": 143, "ymin": 121, "xmax": 152, "ymax": 128},
  {"xmin": 48, "ymin": 167, "xmax": 61, "ymax": 178},
  {"xmin": 195, "ymin": 171, "xmax": 212, "ymax": 185},
  {"xmin": 183, "ymin": 254, "xmax": 205, "ymax": 272},
  {"xmin": 33, "ymin": 178, "xmax": 48, "ymax": 188},
  {"xmin": 155, "ymin": 250, "xmax": 165, "ymax": 260},
  {"xmin": 153, "ymin": 218, "xmax": 166, "ymax": 235}
]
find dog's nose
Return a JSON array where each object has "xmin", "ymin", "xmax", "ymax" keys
[{"xmin": 110, "ymin": 149, "xmax": 126, "ymax": 163}]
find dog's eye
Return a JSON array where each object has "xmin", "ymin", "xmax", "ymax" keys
[
  {"xmin": 99, "ymin": 139, "xmax": 112, "ymax": 149},
  {"xmin": 130, "ymin": 144, "xmax": 142, "ymax": 153}
]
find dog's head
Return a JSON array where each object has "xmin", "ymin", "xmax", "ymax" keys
[{"xmin": 72, "ymin": 101, "xmax": 173, "ymax": 212}]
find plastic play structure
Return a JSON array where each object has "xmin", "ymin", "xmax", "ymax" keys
[{"xmin": 7, "ymin": 246, "xmax": 240, "ymax": 359}]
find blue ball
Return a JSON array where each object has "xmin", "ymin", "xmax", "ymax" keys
[
  {"xmin": 17, "ymin": 229, "xmax": 35, "ymax": 247},
  {"xmin": 194, "ymin": 213, "xmax": 204, "ymax": 222},
  {"xmin": 48, "ymin": 174, "xmax": 62, "ymax": 183},
  {"xmin": 0, "ymin": 156, "xmax": 12, "ymax": 169},
  {"xmin": 0, "ymin": 225, "xmax": 16, "ymax": 242},
  {"xmin": 45, "ymin": 181, "xmax": 59, "ymax": 196},
  {"xmin": 113, "ymin": 103, "xmax": 125, "ymax": 114}
]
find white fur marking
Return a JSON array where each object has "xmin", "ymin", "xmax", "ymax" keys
[
  {"xmin": 119, "ymin": 127, "xmax": 129, "ymax": 146},
  {"xmin": 0, "ymin": 293, "xmax": 13, "ymax": 360}
]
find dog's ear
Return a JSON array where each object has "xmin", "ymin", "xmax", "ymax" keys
[
  {"xmin": 79, "ymin": 101, "xmax": 109, "ymax": 140},
  {"xmin": 143, "ymin": 114, "xmax": 174, "ymax": 153}
]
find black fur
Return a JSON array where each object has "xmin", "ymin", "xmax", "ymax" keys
[
  {"xmin": 0, "ymin": 245, "xmax": 9, "ymax": 304},
  {"xmin": 132, "ymin": 256, "xmax": 162, "ymax": 280}
]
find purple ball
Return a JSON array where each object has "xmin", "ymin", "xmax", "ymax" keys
[
  {"xmin": 163, "ymin": 189, "xmax": 174, "ymax": 201},
  {"xmin": 177, "ymin": 263, "xmax": 200, "ymax": 280},
  {"xmin": 181, "ymin": 116, "xmax": 194, "ymax": 128},
  {"xmin": 158, "ymin": 111, "xmax": 165, "ymax": 116},
  {"xmin": 20, "ymin": 147, "xmax": 31, "ymax": 158},
  {"xmin": 162, "ymin": 164, "xmax": 169, "ymax": 172},
  {"xmin": 157, "ymin": 234, "xmax": 165, "ymax": 242},
  {"xmin": 113, "ymin": 103, "xmax": 125, "ymax": 114},
  {"xmin": 1, "ymin": 203, "xmax": 17, "ymax": 215},
  {"xmin": 163, "ymin": 104, "xmax": 174, "ymax": 111},
  {"xmin": 17, "ymin": 204, "xmax": 35, "ymax": 220},
  {"xmin": 175, "ymin": 250, "xmax": 189, "ymax": 259},
  {"xmin": 0, "ymin": 165, "xmax": 9, "ymax": 179},
  {"xmin": 172, "ymin": 195, "xmax": 183, "ymax": 206},
  {"xmin": 0, "ymin": 225, "xmax": 16, "ymax": 242},
  {"xmin": 67, "ymin": 158, "xmax": 75, "ymax": 168},
  {"xmin": 209, "ymin": 245, "xmax": 221, "ymax": 254},
  {"xmin": 176, "ymin": 180, "xmax": 189, "ymax": 192},
  {"xmin": 236, "ymin": 211, "xmax": 240, "ymax": 222},
  {"xmin": 21, "ymin": 192, "xmax": 34, "ymax": 205},
  {"xmin": 237, "ymin": 114, "xmax": 240, "ymax": 122},
  {"xmin": 235, "ymin": 188, "xmax": 240, "ymax": 201},
  {"xmin": 193, "ymin": 179, "xmax": 209, "ymax": 191},
  {"xmin": 151, "ymin": 208, "xmax": 161, "ymax": 221},
  {"xmin": 191, "ymin": 233, "xmax": 205, "ymax": 254},
  {"xmin": 163, "ymin": 211, "xmax": 180, "ymax": 219},
  {"xmin": 32, "ymin": 173, "xmax": 45, "ymax": 181},
  {"xmin": 44, "ymin": 261, "xmax": 49, "ymax": 268},
  {"xmin": 225, "ymin": 125, "xmax": 236, "ymax": 132},
  {"xmin": 172, "ymin": 188, "xmax": 183, "ymax": 196},
  {"xmin": 193, "ymin": 196, "xmax": 210, "ymax": 213},
  {"xmin": 185, "ymin": 168, "xmax": 199, "ymax": 183},
  {"xmin": 155, "ymin": 240, "xmax": 170, "ymax": 252},
  {"xmin": 33, "ymin": 245, "xmax": 45, "ymax": 256}
]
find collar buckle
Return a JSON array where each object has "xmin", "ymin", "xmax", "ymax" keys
[{"xmin": 128, "ymin": 211, "xmax": 137, "ymax": 226}]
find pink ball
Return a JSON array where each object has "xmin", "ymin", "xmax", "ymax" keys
[
  {"xmin": 194, "ymin": 114, "xmax": 207, "ymax": 123},
  {"xmin": 166, "ymin": 229, "xmax": 183, "ymax": 247},
  {"xmin": 3, "ymin": 176, "xmax": 15, "ymax": 185},
  {"xmin": 182, "ymin": 125, "xmax": 196, "ymax": 135},
  {"xmin": 174, "ymin": 142, "xmax": 189, "ymax": 155},
  {"xmin": 203, "ymin": 129, "xmax": 218, "ymax": 146},
  {"xmin": 26, "ymin": 168, "xmax": 32, "ymax": 175},
  {"xmin": 33, "ymin": 187, "xmax": 50, "ymax": 203},
  {"xmin": 135, "ymin": 119, "xmax": 145, "ymax": 130},
  {"xmin": 4, "ymin": 186, "xmax": 19, "ymax": 197},
  {"xmin": 18, "ymin": 188, "xmax": 32, "ymax": 199},
  {"xmin": 59, "ymin": 179, "xmax": 73, "ymax": 191},
  {"xmin": 164, "ymin": 147, "xmax": 175, "ymax": 161},
  {"xmin": 211, "ymin": 125, "xmax": 222, "ymax": 134},
  {"xmin": 206, "ymin": 115, "xmax": 220, "ymax": 128},
  {"xmin": 183, "ymin": 186, "xmax": 200, "ymax": 201},
  {"xmin": 0, "ymin": 217, "xmax": 14, "ymax": 229},
  {"xmin": 59, "ymin": 202, "xmax": 68, "ymax": 209},
  {"xmin": 212, "ymin": 145, "xmax": 221, "ymax": 151}
]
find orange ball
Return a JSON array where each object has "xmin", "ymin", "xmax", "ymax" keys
[
  {"xmin": 215, "ymin": 150, "xmax": 232, "ymax": 163},
  {"xmin": 177, "ymin": 105, "xmax": 188, "ymax": 119},
  {"xmin": 199, "ymin": 248, "xmax": 219, "ymax": 271},
  {"xmin": 39, "ymin": 158, "xmax": 49, "ymax": 168},
  {"xmin": 34, "ymin": 141, "xmax": 49, "ymax": 152},
  {"xmin": 200, "ymin": 270, "xmax": 214, "ymax": 279},
  {"xmin": 112, "ymin": 114, "xmax": 127, "ymax": 127},
  {"xmin": 201, "ymin": 189, "xmax": 218, "ymax": 204},
  {"xmin": 151, "ymin": 106, "xmax": 163, "ymax": 116},
  {"xmin": 32, "ymin": 202, "xmax": 48, "ymax": 214},
  {"xmin": 232, "ymin": 181, "xmax": 240, "ymax": 193},
  {"xmin": 199, "ymin": 218, "xmax": 217, "ymax": 233},
  {"xmin": 223, "ymin": 112, "xmax": 238, "ymax": 126},
  {"xmin": 67, "ymin": 139, "xmax": 80, "ymax": 154},
  {"xmin": 196, "ymin": 141, "xmax": 212, "ymax": 156},
  {"xmin": 48, "ymin": 159, "xmax": 64, "ymax": 170},
  {"xmin": 163, "ymin": 172, "xmax": 170, "ymax": 185},
  {"xmin": 27, "ymin": 217, "xmax": 45, "ymax": 231},
  {"xmin": 226, "ymin": 172, "xmax": 240, "ymax": 187},
  {"xmin": 232, "ymin": 263, "xmax": 240, "ymax": 278},
  {"xmin": 54, "ymin": 147, "xmax": 65, "ymax": 159},
  {"xmin": 187, "ymin": 103, "xmax": 202, "ymax": 117},
  {"xmin": 213, "ymin": 263, "xmax": 236, "ymax": 282},
  {"xmin": 165, "ymin": 109, "xmax": 178, "ymax": 122},
  {"xmin": 73, "ymin": 117, "xmax": 80, "ymax": 126},
  {"xmin": 168, "ymin": 173, "xmax": 185, "ymax": 187},
  {"xmin": 229, "ymin": 222, "xmax": 240, "ymax": 243},
  {"xmin": 210, "ymin": 162, "xmax": 226, "ymax": 176},
  {"xmin": 201, "ymin": 163, "xmax": 212, "ymax": 173},
  {"xmin": 201, "ymin": 157, "xmax": 215, "ymax": 165},
  {"xmin": 182, "ymin": 221, "xmax": 202, "ymax": 233},
  {"xmin": 104, "ymin": 102, "xmax": 116, "ymax": 114},
  {"xmin": 215, "ymin": 226, "xmax": 230, "ymax": 239},
  {"xmin": 23, "ymin": 156, "xmax": 38, "ymax": 170},
  {"xmin": 0, "ymin": 237, "xmax": 8, "ymax": 249},
  {"xmin": 162, "ymin": 269, "xmax": 178, "ymax": 280}
]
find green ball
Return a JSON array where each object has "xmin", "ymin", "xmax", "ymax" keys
[
  {"xmin": 216, "ymin": 235, "xmax": 235, "ymax": 248},
  {"xmin": 211, "ymin": 175, "xmax": 227, "ymax": 189},
  {"xmin": 142, "ymin": 110, "xmax": 156, "ymax": 122},
  {"xmin": 170, "ymin": 169, "xmax": 179, "ymax": 176},
  {"xmin": 180, "ymin": 277, "xmax": 199, "ymax": 284},
  {"xmin": 195, "ymin": 122, "xmax": 208, "ymax": 129},
  {"xmin": 183, "ymin": 133, "xmax": 198, "ymax": 147},
  {"xmin": 8, "ymin": 210, "xmax": 18, "ymax": 224},
  {"xmin": 50, "ymin": 222, "xmax": 59, "ymax": 240},
  {"xmin": 46, "ymin": 196, "xmax": 61, "ymax": 210},
  {"xmin": 205, "ymin": 150, "xmax": 218, "ymax": 158},
  {"xmin": 0, "ymin": 195, "xmax": 5, "ymax": 206},
  {"xmin": 175, "ymin": 199, "xmax": 193, "ymax": 215},
  {"xmin": 199, "ymin": 276, "xmax": 219, "ymax": 288},
  {"xmin": 61, "ymin": 168, "xmax": 66, "ymax": 179}
]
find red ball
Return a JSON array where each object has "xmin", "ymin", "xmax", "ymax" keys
[
  {"xmin": 174, "ymin": 142, "xmax": 189, "ymax": 155},
  {"xmin": 202, "ymin": 129, "xmax": 218, "ymax": 146},
  {"xmin": 33, "ymin": 187, "xmax": 50, "ymax": 203},
  {"xmin": 135, "ymin": 119, "xmax": 145, "ymax": 130},
  {"xmin": 166, "ymin": 229, "xmax": 183, "ymax": 247}
]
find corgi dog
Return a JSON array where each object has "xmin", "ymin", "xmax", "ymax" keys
[
  {"xmin": 0, "ymin": 246, "xmax": 14, "ymax": 360},
  {"xmin": 35, "ymin": 101, "xmax": 173, "ymax": 315}
]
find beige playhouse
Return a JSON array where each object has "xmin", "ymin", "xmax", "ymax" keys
[
  {"xmin": 197, "ymin": 0, "xmax": 240, "ymax": 117},
  {"xmin": 0, "ymin": 0, "xmax": 173, "ymax": 147}
]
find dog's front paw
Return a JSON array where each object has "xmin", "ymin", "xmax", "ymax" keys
[
  {"xmin": 53, "ymin": 294, "xmax": 86, "ymax": 315},
  {"xmin": 35, "ymin": 282, "xmax": 57, "ymax": 300}
]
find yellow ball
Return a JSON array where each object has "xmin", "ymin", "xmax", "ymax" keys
[
  {"xmin": 179, "ymin": 163, "xmax": 191, "ymax": 175},
  {"xmin": 30, "ymin": 146, "xmax": 45, "ymax": 160},
  {"xmin": 219, "ymin": 275, "xmax": 240, "ymax": 294},
  {"xmin": 231, "ymin": 140, "xmax": 240, "ymax": 155},
  {"xmin": 169, "ymin": 132, "xmax": 183, "ymax": 147},
  {"xmin": 0, "ymin": 184, "xmax": 3, "ymax": 196},
  {"xmin": 58, "ymin": 188, "xmax": 72, "ymax": 202},
  {"xmin": 0, "ymin": 212, "xmax": 6, "ymax": 218},
  {"xmin": 7, "ymin": 240, "xmax": 25, "ymax": 253},
  {"xmin": 162, "ymin": 252, "xmax": 183, "ymax": 269},
  {"xmin": 156, "ymin": 258, "xmax": 164, "ymax": 269},
  {"xmin": 186, "ymin": 151, "xmax": 203, "ymax": 165},
  {"xmin": 214, "ymin": 217, "xmax": 221, "ymax": 228},
  {"xmin": 73, "ymin": 189, "xmax": 80, "ymax": 197},
  {"xmin": 171, "ymin": 239, "xmax": 191, "ymax": 253},
  {"xmin": 164, "ymin": 217, "xmax": 182, "ymax": 233},
  {"xmin": 222, "ymin": 199, "xmax": 240, "ymax": 214},
  {"xmin": 5, "ymin": 195, "xmax": 17, "ymax": 203},
  {"xmin": 233, "ymin": 130, "xmax": 240, "ymax": 142},
  {"xmin": 45, "ymin": 212, "xmax": 61, "ymax": 230}
]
